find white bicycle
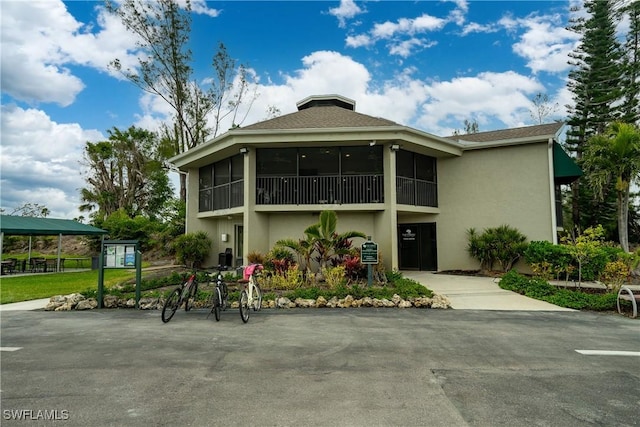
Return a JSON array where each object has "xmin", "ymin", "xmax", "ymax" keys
[{"xmin": 239, "ymin": 264, "xmax": 263, "ymax": 323}]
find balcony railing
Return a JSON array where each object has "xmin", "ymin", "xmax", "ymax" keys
[
  {"xmin": 256, "ymin": 175, "xmax": 383, "ymax": 205},
  {"xmin": 396, "ymin": 176, "xmax": 438, "ymax": 207}
]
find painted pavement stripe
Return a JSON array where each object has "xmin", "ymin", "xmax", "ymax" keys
[
  {"xmin": 0, "ymin": 347, "xmax": 23, "ymax": 352},
  {"xmin": 576, "ymin": 350, "xmax": 640, "ymax": 356}
]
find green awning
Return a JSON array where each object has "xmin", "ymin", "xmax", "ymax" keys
[
  {"xmin": 553, "ymin": 142, "xmax": 582, "ymax": 185},
  {"xmin": 0, "ymin": 215, "xmax": 107, "ymax": 236}
]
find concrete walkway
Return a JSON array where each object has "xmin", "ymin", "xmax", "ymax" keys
[{"xmin": 402, "ymin": 271, "xmax": 576, "ymax": 311}]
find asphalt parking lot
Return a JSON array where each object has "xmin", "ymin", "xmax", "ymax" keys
[{"xmin": 1, "ymin": 307, "xmax": 639, "ymax": 426}]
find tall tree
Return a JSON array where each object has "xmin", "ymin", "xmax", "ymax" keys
[
  {"xmin": 107, "ymin": 0, "xmax": 210, "ymax": 203},
  {"xmin": 582, "ymin": 122, "xmax": 640, "ymax": 252},
  {"xmin": 620, "ymin": 0, "xmax": 640, "ymax": 126},
  {"xmin": 107, "ymin": 1, "xmax": 257, "ymax": 203},
  {"xmin": 80, "ymin": 126, "xmax": 174, "ymax": 221},
  {"xmin": 529, "ymin": 92, "xmax": 560, "ymax": 124},
  {"xmin": 565, "ymin": 0, "xmax": 625, "ymax": 229}
]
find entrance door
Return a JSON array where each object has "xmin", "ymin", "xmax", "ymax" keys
[
  {"xmin": 398, "ymin": 223, "xmax": 437, "ymax": 271},
  {"xmin": 235, "ymin": 225, "xmax": 244, "ymax": 267}
]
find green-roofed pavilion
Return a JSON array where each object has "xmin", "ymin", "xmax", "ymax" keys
[{"xmin": 0, "ymin": 215, "xmax": 107, "ymax": 271}]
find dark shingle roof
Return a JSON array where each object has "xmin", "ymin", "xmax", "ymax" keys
[
  {"xmin": 446, "ymin": 122, "xmax": 564, "ymax": 143},
  {"xmin": 239, "ymin": 105, "xmax": 398, "ymax": 131}
]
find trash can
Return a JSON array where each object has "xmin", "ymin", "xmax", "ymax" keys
[
  {"xmin": 218, "ymin": 248, "xmax": 233, "ymax": 268},
  {"xmin": 91, "ymin": 256, "xmax": 100, "ymax": 270}
]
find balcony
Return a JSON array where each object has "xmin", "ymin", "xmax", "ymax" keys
[
  {"xmin": 396, "ymin": 176, "xmax": 438, "ymax": 207},
  {"xmin": 256, "ymin": 175, "xmax": 383, "ymax": 205}
]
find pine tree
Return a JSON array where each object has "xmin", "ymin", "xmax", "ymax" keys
[
  {"xmin": 565, "ymin": 0, "xmax": 625, "ymax": 230},
  {"xmin": 621, "ymin": 0, "xmax": 640, "ymax": 126}
]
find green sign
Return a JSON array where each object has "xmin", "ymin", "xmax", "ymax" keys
[{"xmin": 361, "ymin": 240, "xmax": 378, "ymax": 264}]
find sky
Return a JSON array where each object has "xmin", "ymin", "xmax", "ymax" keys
[{"xmin": 0, "ymin": 0, "xmax": 625, "ymax": 220}]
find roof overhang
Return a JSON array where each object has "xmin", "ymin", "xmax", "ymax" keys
[
  {"xmin": 0, "ymin": 215, "xmax": 108, "ymax": 236},
  {"xmin": 169, "ymin": 125, "xmax": 466, "ymax": 170}
]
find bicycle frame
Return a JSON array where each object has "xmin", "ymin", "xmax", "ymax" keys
[
  {"xmin": 161, "ymin": 272, "xmax": 198, "ymax": 323},
  {"xmin": 239, "ymin": 264, "xmax": 263, "ymax": 323}
]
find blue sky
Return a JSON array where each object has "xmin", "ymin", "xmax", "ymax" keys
[{"xmin": 0, "ymin": 0, "xmax": 615, "ymax": 219}]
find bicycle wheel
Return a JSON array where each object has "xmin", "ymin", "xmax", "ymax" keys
[
  {"xmin": 252, "ymin": 285, "xmax": 262, "ymax": 311},
  {"xmin": 161, "ymin": 288, "xmax": 181, "ymax": 323},
  {"xmin": 239, "ymin": 290, "xmax": 250, "ymax": 323},
  {"xmin": 213, "ymin": 287, "xmax": 222, "ymax": 321},
  {"xmin": 185, "ymin": 281, "xmax": 198, "ymax": 312}
]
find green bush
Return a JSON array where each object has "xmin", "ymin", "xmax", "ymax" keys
[
  {"xmin": 172, "ymin": 231, "xmax": 212, "ymax": 268},
  {"xmin": 499, "ymin": 270, "xmax": 618, "ymax": 311}
]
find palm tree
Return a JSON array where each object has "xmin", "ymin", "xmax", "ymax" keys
[
  {"xmin": 304, "ymin": 211, "xmax": 367, "ymax": 270},
  {"xmin": 582, "ymin": 122, "xmax": 640, "ymax": 252}
]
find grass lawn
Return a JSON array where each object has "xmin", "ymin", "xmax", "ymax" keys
[{"xmin": 0, "ymin": 270, "xmax": 136, "ymax": 304}]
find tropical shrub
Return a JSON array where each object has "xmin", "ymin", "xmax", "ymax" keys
[
  {"xmin": 524, "ymin": 241, "xmax": 573, "ymax": 281},
  {"xmin": 601, "ymin": 260, "xmax": 629, "ymax": 292},
  {"xmin": 467, "ymin": 225, "xmax": 528, "ymax": 272},
  {"xmin": 264, "ymin": 264, "xmax": 304, "ymax": 290},
  {"xmin": 265, "ymin": 246, "xmax": 296, "ymax": 274},
  {"xmin": 322, "ymin": 265, "xmax": 347, "ymax": 289}
]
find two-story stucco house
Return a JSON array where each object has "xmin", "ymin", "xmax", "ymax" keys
[{"xmin": 169, "ymin": 94, "xmax": 580, "ymax": 271}]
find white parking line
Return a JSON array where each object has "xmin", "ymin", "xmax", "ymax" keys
[
  {"xmin": 0, "ymin": 347, "xmax": 22, "ymax": 352},
  {"xmin": 576, "ymin": 350, "xmax": 640, "ymax": 356}
]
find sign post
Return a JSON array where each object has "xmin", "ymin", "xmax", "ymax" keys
[{"xmin": 361, "ymin": 236, "xmax": 379, "ymax": 287}]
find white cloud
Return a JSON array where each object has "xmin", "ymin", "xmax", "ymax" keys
[
  {"xmin": 204, "ymin": 52, "xmax": 545, "ymax": 138},
  {"xmin": 0, "ymin": 1, "xmax": 139, "ymax": 106},
  {"xmin": 345, "ymin": 34, "xmax": 373, "ymax": 48},
  {"xmin": 512, "ymin": 14, "xmax": 580, "ymax": 74},
  {"xmin": 347, "ymin": 13, "xmax": 446, "ymax": 57},
  {"xmin": 389, "ymin": 38, "xmax": 437, "ymax": 59},
  {"xmin": 372, "ymin": 14, "xmax": 445, "ymax": 39},
  {"xmin": 0, "ymin": 105, "xmax": 104, "ymax": 218},
  {"xmin": 417, "ymin": 71, "xmax": 545, "ymax": 134},
  {"xmin": 328, "ymin": 0, "xmax": 364, "ymax": 28}
]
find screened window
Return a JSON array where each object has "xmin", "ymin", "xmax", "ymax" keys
[
  {"xmin": 299, "ymin": 147, "xmax": 339, "ymax": 176},
  {"xmin": 256, "ymin": 148, "xmax": 297, "ymax": 176},
  {"xmin": 341, "ymin": 146, "xmax": 383, "ymax": 175},
  {"xmin": 396, "ymin": 150, "xmax": 415, "ymax": 178},
  {"xmin": 198, "ymin": 155, "xmax": 244, "ymax": 212}
]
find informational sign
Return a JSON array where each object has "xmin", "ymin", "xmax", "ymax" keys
[
  {"xmin": 361, "ymin": 240, "xmax": 379, "ymax": 264},
  {"xmin": 104, "ymin": 243, "xmax": 137, "ymax": 268},
  {"xmin": 98, "ymin": 240, "xmax": 142, "ymax": 309}
]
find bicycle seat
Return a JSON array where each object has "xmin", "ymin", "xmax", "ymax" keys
[{"xmin": 242, "ymin": 264, "xmax": 263, "ymax": 280}]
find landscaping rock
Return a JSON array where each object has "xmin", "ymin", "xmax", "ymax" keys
[
  {"xmin": 76, "ymin": 299, "xmax": 98, "ymax": 310},
  {"xmin": 103, "ymin": 295, "xmax": 120, "ymax": 309},
  {"xmin": 398, "ymin": 300, "xmax": 413, "ymax": 308},
  {"xmin": 316, "ymin": 296, "xmax": 327, "ymax": 307},
  {"xmin": 276, "ymin": 297, "xmax": 292, "ymax": 309},
  {"xmin": 139, "ymin": 297, "xmax": 160, "ymax": 310},
  {"xmin": 430, "ymin": 294, "xmax": 451, "ymax": 309}
]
